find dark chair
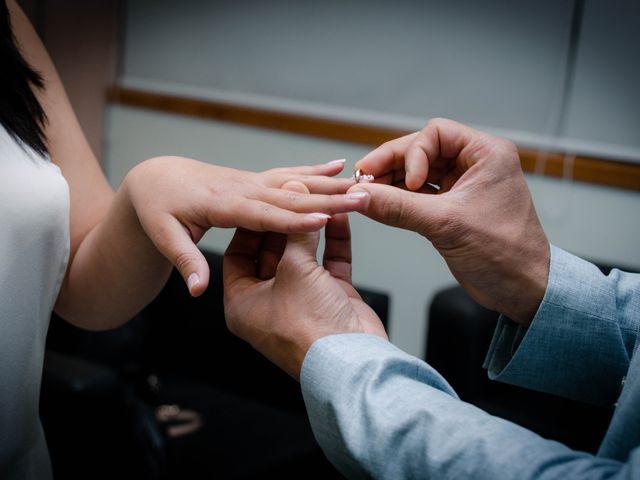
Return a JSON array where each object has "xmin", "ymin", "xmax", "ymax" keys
[
  {"xmin": 426, "ymin": 281, "xmax": 617, "ymax": 454},
  {"xmin": 41, "ymin": 249, "xmax": 389, "ymax": 480}
]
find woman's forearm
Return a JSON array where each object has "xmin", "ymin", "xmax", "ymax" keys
[{"xmin": 54, "ymin": 175, "xmax": 172, "ymax": 330}]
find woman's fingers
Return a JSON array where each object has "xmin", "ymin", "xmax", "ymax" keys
[
  {"xmin": 266, "ymin": 158, "xmax": 346, "ymax": 177},
  {"xmin": 224, "ymin": 197, "xmax": 331, "ymax": 233},
  {"xmin": 292, "ymin": 175, "xmax": 356, "ymax": 194},
  {"xmin": 267, "ymin": 173, "xmax": 355, "ymax": 194},
  {"xmin": 258, "ymin": 187, "xmax": 369, "ymax": 215},
  {"xmin": 149, "ymin": 214, "xmax": 210, "ymax": 297}
]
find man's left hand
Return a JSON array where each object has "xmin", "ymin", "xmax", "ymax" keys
[{"xmin": 223, "ymin": 182, "xmax": 388, "ymax": 380}]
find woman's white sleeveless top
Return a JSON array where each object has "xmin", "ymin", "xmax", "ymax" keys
[{"xmin": 0, "ymin": 125, "xmax": 70, "ymax": 479}]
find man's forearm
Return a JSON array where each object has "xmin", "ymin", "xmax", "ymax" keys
[
  {"xmin": 485, "ymin": 246, "xmax": 639, "ymax": 407},
  {"xmin": 302, "ymin": 334, "xmax": 626, "ymax": 479}
]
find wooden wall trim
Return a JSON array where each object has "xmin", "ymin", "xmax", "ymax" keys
[{"xmin": 110, "ymin": 86, "xmax": 640, "ymax": 191}]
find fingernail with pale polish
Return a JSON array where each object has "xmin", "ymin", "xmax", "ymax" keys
[
  {"xmin": 308, "ymin": 212, "xmax": 331, "ymax": 220},
  {"xmin": 187, "ymin": 273, "xmax": 200, "ymax": 293},
  {"xmin": 348, "ymin": 191, "xmax": 370, "ymax": 200},
  {"xmin": 326, "ymin": 158, "xmax": 346, "ymax": 166}
]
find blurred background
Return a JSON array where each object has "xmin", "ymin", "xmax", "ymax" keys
[
  {"xmin": 22, "ymin": 0, "xmax": 640, "ymax": 478},
  {"xmin": 25, "ymin": 0, "xmax": 640, "ymax": 357},
  {"xmin": 19, "ymin": 0, "xmax": 640, "ymax": 356}
]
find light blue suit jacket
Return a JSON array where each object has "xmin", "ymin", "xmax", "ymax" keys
[{"xmin": 301, "ymin": 246, "xmax": 640, "ymax": 479}]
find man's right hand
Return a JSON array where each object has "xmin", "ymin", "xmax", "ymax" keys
[{"xmin": 349, "ymin": 118, "xmax": 550, "ymax": 326}]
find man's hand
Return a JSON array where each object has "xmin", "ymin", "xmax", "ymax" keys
[
  {"xmin": 223, "ymin": 182, "xmax": 387, "ymax": 380},
  {"xmin": 350, "ymin": 118, "xmax": 549, "ymax": 326}
]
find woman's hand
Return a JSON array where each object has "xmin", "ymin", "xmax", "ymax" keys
[
  {"xmin": 7, "ymin": 0, "xmax": 368, "ymax": 328},
  {"xmin": 223, "ymin": 182, "xmax": 387, "ymax": 380},
  {"xmin": 124, "ymin": 156, "xmax": 370, "ymax": 296}
]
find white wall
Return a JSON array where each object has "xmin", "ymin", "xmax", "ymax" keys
[
  {"xmin": 121, "ymin": 0, "xmax": 640, "ymax": 161},
  {"xmin": 104, "ymin": 105, "xmax": 640, "ymax": 357},
  {"xmin": 106, "ymin": 0, "xmax": 640, "ymax": 356},
  {"xmin": 564, "ymin": 0, "xmax": 640, "ymax": 150}
]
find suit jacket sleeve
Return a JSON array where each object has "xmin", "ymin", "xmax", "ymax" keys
[
  {"xmin": 301, "ymin": 333, "xmax": 634, "ymax": 479},
  {"xmin": 484, "ymin": 245, "xmax": 640, "ymax": 407}
]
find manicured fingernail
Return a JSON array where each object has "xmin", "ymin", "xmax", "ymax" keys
[
  {"xmin": 308, "ymin": 212, "xmax": 331, "ymax": 220},
  {"xmin": 187, "ymin": 273, "xmax": 200, "ymax": 292},
  {"xmin": 326, "ymin": 158, "xmax": 346, "ymax": 166},
  {"xmin": 348, "ymin": 191, "xmax": 369, "ymax": 200}
]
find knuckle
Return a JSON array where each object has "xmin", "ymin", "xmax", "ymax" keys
[
  {"xmin": 380, "ymin": 139, "xmax": 394, "ymax": 151},
  {"xmin": 410, "ymin": 140, "xmax": 429, "ymax": 157},
  {"xmin": 284, "ymin": 190, "xmax": 301, "ymax": 202},
  {"xmin": 426, "ymin": 117, "xmax": 446, "ymax": 129},
  {"xmin": 376, "ymin": 141, "xmax": 396, "ymax": 159},
  {"xmin": 376, "ymin": 192, "xmax": 404, "ymax": 226},
  {"xmin": 500, "ymin": 138, "xmax": 518, "ymax": 154},
  {"xmin": 491, "ymin": 138, "xmax": 521, "ymax": 172},
  {"xmin": 148, "ymin": 221, "xmax": 172, "ymax": 250},
  {"xmin": 257, "ymin": 211, "xmax": 271, "ymax": 231},
  {"xmin": 174, "ymin": 250, "xmax": 197, "ymax": 273},
  {"xmin": 503, "ymin": 141, "xmax": 521, "ymax": 167},
  {"xmin": 285, "ymin": 216, "xmax": 302, "ymax": 234}
]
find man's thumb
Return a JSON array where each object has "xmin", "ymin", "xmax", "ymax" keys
[
  {"xmin": 348, "ymin": 183, "xmax": 443, "ymax": 237},
  {"xmin": 280, "ymin": 180, "xmax": 322, "ymax": 269}
]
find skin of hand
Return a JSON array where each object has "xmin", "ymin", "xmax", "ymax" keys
[
  {"xmin": 223, "ymin": 181, "xmax": 388, "ymax": 380},
  {"xmin": 124, "ymin": 156, "xmax": 370, "ymax": 297},
  {"xmin": 9, "ymin": 1, "xmax": 369, "ymax": 329},
  {"xmin": 349, "ymin": 118, "xmax": 550, "ymax": 327}
]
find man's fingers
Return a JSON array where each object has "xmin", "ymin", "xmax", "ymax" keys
[
  {"xmin": 348, "ymin": 183, "xmax": 444, "ymax": 237},
  {"xmin": 355, "ymin": 132, "xmax": 431, "ymax": 191},
  {"xmin": 280, "ymin": 180, "xmax": 321, "ymax": 272},
  {"xmin": 257, "ymin": 180, "xmax": 312, "ymax": 279},
  {"xmin": 223, "ymin": 228, "xmax": 264, "ymax": 290},
  {"xmin": 323, "ymin": 213, "xmax": 352, "ymax": 283},
  {"xmin": 404, "ymin": 143, "xmax": 430, "ymax": 191},
  {"xmin": 355, "ymin": 118, "xmax": 483, "ymax": 193},
  {"xmin": 405, "ymin": 118, "xmax": 483, "ymax": 182},
  {"xmin": 151, "ymin": 215, "xmax": 210, "ymax": 297},
  {"xmin": 257, "ymin": 232, "xmax": 286, "ymax": 280},
  {"xmin": 354, "ymin": 132, "xmax": 418, "ymax": 179},
  {"xmin": 282, "ymin": 230, "xmax": 321, "ymax": 272}
]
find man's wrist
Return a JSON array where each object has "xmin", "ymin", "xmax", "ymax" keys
[
  {"xmin": 501, "ymin": 241, "xmax": 550, "ymax": 327},
  {"xmin": 272, "ymin": 330, "xmax": 324, "ymax": 382}
]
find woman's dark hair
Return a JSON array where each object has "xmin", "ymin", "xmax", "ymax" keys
[{"xmin": 0, "ymin": 0, "xmax": 48, "ymax": 156}]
